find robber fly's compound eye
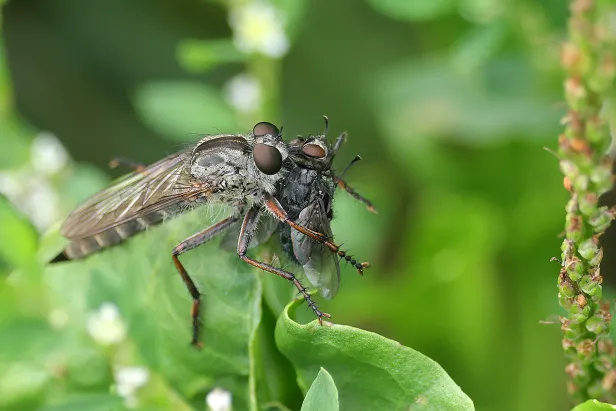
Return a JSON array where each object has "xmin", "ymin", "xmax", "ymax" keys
[
  {"xmin": 253, "ymin": 143, "xmax": 283, "ymax": 175},
  {"xmin": 253, "ymin": 122, "xmax": 280, "ymax": 137},
  {"xmin": 302, "ymin": 144, "xmax": 326, "ymax": 158}
]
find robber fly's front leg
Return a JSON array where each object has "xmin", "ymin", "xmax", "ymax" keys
[
  {"xmin": 264, "ymin": 195, "xmax": 370, "ymax": 275},
  {"xmin": 237, "ymin": 207, "xmax": 331, "ymax": 324},
  {"xmin": 172, "ymin": 215, "xmax": 239, "ymax": 347},
  {"xmin": 333, "ymin": 176, "xmax": 377, "ymax": 214}
]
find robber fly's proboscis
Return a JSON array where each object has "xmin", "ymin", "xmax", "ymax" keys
[{"xmin": 51, "ymin": 118, "xmax": 376, "ymax": 347}]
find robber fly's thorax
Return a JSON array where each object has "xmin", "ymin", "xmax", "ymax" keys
[{"xmin": 189, "ymin": 132, "xmax": 289, "ymax": 206}]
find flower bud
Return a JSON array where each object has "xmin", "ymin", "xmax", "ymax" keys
[
  {"xmin": 585, "ymin": 314, "xmax": 606, "ymax": 334},
  {"xmin": 578, "ymin": 237, "xmax": 599, "ymax": 261}
]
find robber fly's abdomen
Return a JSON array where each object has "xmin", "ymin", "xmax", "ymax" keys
[{"xmin": 63, "ymin": 208, "xmax": 172, "ymax": 259}]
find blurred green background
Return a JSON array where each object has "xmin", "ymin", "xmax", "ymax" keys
[{"xmin": 1, "ymin": 0, "xmax": 613, "ymax": 410}]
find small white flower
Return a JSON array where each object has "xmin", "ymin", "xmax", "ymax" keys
[
  {"xmin": 224, "ymin": 73, "xmax": 262, "ymax": 113},
  {"xmin": 30, "ymin": 132, "xmax": 69, "ymax": 175},
  {"xmin": 48, "ymin": 308, "xmax": 69, "ymax": 329},
  {"xmin": 0, "ymin": 132, "xmax": 70, "ymax": 231},
  {"xmin": 229, "ymin": 1, "xmax": 289, "ymax": 58},
  {"xmin": 114, "ymin": 366, "xmax": 150, "ymax": 409},
  {"xmin": 206, "ymin": 387, "xmax": 232, "ymax": 411},
  {"xmin": 0, "ymin": 171, "xmax": 60, "ymax": 230},
  {"xmin": 86, "ymin": 302, "xmax": 127, "ymax": 346},
  {"xmin": 23, "ymin": 177, "xmax": 60, "ymax": 229},
  {"xmin": 0, "ymin": 172, "xmax": 20, "ymax": 198}
]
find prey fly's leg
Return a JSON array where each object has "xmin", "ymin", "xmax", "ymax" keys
[
  {"xmin": 172, "ymin": 215, "xmax": 239, "ymax": 347},
  {"xmin": 333, "ymin": 176, "xmax": 377, "ymax": 214},
  {"xmin": 237, "ymin": 208, "xmax": 331, "ymax": 324},
  {"xmin": 109, "ymin": 156, "xmax": 146, "ymax": 172},
  {"xmin": 264, "ymin": 196, "xmax": 370, "ymax": 275}
]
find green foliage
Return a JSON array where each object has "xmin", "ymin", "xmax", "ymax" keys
[
  {"xmin": 133, "ymin": 81, "xmax": 236, "ymax": 141},
  {"xmin": 365, "ymin": 0, "xmax": 455, "ymax": 21},
  {"xmin": 572, "ymin": 400, "xmax": 616, "ymax": 411},
  {"xmin": 0, "ymin": 211, "xmax": 473, "ymax": 410},
  {"xmin": 277, "ymin": 299, "xmax": 475, "ymax": 411},
  {"xmin": 300, "ymin": 368, "xmax": 338, "ymax": 411},
  {"xmin": 0, "ymin": 195, "xmax": 37, "ymax": 273},
  {"xmin": 1, "ymin": 0, "xmax": 614, "ymax": 410}
]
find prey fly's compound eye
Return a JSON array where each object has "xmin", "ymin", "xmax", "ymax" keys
[
  {"xmin": 302, "ymin": 144, "xmax": 326, "ymax": 158},
  {"xmin": 253, "ymin": 143, "xmax": 283, "ymax": 175},
  {"xmin": 253, "ymin": 122, "xmax": 280, "ymax": 137}
]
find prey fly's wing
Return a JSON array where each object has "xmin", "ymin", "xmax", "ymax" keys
[
  {"xmin": 61, "ymin": 148, "xmax": 207, "ymax": 239},
  {"xmin": 291, "ymin": 199, "xmax": 340, "ymax": 299}
]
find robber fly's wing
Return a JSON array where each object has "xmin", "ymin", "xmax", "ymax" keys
[
  {"xmin": 220, "ymin": 213, "xmax": 279, "ymax": 251},
  {"xmin": 291, "ymin": 200, "xmax": 340, "ymax": 299},
  {"xmin": 61, "ymin": 149, "xmax": 205, "ymax": 239}
]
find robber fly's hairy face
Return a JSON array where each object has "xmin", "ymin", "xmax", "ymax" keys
[{"xmin": 52, "ymin": 118, "xmax": 374, "ymax": 347}]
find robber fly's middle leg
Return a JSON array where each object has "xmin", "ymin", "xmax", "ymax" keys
[
  {"xmin": 264, "ymin": 196, "xmax": 370, "ymax": 275},
  {"xmin": 172, "ymin": 215, "xmax": 238, "ymax": 347},
  {"xmin": 237, "ymin": 207, "xmax": 331, "ymax": 324}
]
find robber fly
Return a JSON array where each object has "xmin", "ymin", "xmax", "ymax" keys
[{"xmin": 52, "ymin": 118, "xmax": 375, "ymax": 347}]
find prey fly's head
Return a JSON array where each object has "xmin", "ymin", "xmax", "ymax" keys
[{"xmin": 286, "ymin": 116, "xmax": 345, "ymax": 172}]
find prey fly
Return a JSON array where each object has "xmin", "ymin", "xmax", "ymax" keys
[{"xmin": 51, "ymin": 118, "xmax": 376, "ymax": 347}]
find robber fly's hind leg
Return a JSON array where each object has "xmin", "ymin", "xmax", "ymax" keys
[
  {"xmin": 237, "ymin": 208, "xmax": 331, "ymax": 324},
  {"xmin": 109, "ymin": 156, "xmax": 146, "ymax": 172},
  {"xmin": 172, "ymin": 215, "xmax": 238, "ymax": 347}
]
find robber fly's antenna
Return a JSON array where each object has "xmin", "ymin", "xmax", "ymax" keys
[
  {"xmin": 340, "ymin": 155, "xmax": 362, "ymax": 178},
  {"xmin": 322, "ymin": 115, "xmax": 329, "ymax": 135}
]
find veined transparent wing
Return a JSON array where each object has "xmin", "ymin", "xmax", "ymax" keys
[
  {"xmin": 61, "ymin": 149, "xmax": 208, "ymax": 239},
  {"xmin": 291, "ymin": 199, "xmax": 340, "ymax": 299}
]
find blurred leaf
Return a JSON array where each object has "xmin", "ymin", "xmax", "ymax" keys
[
  {"xmin": 177, "ymin": 39, "xmax": 245, "ymax": 73},
  {"xmin": 374, "ymin": 57, "xmax": 561, "ymax": 145},
  {"xmin": 571, "ymin": 400, "xmax": 616, "ymax": 410},
  {"xmin": 458, "ymin": 0, "xmax": 505, "ymax": 23},
  {"xmin": 300, "ymin": 368, "xmax": 338, "ymax": 411},
  {"xmin": 0, "ymin": 116, "xmax": 31, "ymax": 170},
  {"xmin": 37, "ymin": 394, "xmax": 123, "ymax": 411},
  {"xmin": 276, "ymin": 299, "xmax": 475, "ymax": 411},
  {"xmin": 256, "ymin": 243, "xmax": 296, "ymax": 317},
  {"xmin": 0, "ymin": 194, "xmax": 38, "ymax": 273},
  {"xmin": 133, "ymin": 81, "xmax": 237, "ymax": 141},
  {"xmin": 59, "ymin": 164, "xmax": 109, "ymax": 207},
  {"xmin": 450, "ymin": 21, "xmax": 507, "ymax": 72},
  {"xmin": 270, "ymin": 0, "xmax": 309, "ymax": 39},
  {"xmin": 365, "ymin": 0, "xmax": 455, "ymax": 22},
  {"xmin": 252, "ymin": 299, "xmax": 302, "ymax": 411},
  {"xmin": 44, "ymin": 209, "xmax": 261, "ymax": 409}
]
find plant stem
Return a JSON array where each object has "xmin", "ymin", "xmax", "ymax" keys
[{"xmin": 557, "ymin": 0, "xmax": 616, "ymax": 402}]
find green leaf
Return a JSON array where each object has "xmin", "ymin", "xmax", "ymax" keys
[
  {"xmin": 276, "ymin": 299, "xmax": 475, "ymax": 411},
  {"xmin": 0, "ymin": 195, "xmax": 38, "ymax": 273},
  {"xmin": 0, "ymin": 116, "xmax": 31, "ymax": 170},
  {"xmin": 177, "ymin": 39, "xmax": 245, "ymax": 73},
  {"xmin": 374, "ymin": 57, "xmax": 560, "ymax": 146},
  {"xmin": 300, "ymin": 368, "xmax": 338, "ymax": 411},
  {"xmin": 37, "ymin": 394, "xmax": 124, "ymax": 411},
  {"xmin": 571, "ymin": 400, "xmax": 616, "ymax": 411},
  {"xmin": 132, "ymin": 81, "xmax": 237, "ymax": 141},
  {"xmin": 450, "ymin": 21, "xmax": 507, "ymax": 72},
  {"xmin": 270, "ymin": 0, "xmax": 309, "ymax": 39},
  {"xmin": 44, "ymin": 209, "xmax": 262, "ymax": 409},
  {"xmin": 365, "ymin": 0, "xmax": 455, "ymax": 22},
  {"xmin": 252, "ymin": 300, "xmax": 302, "ymax": 410}
]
